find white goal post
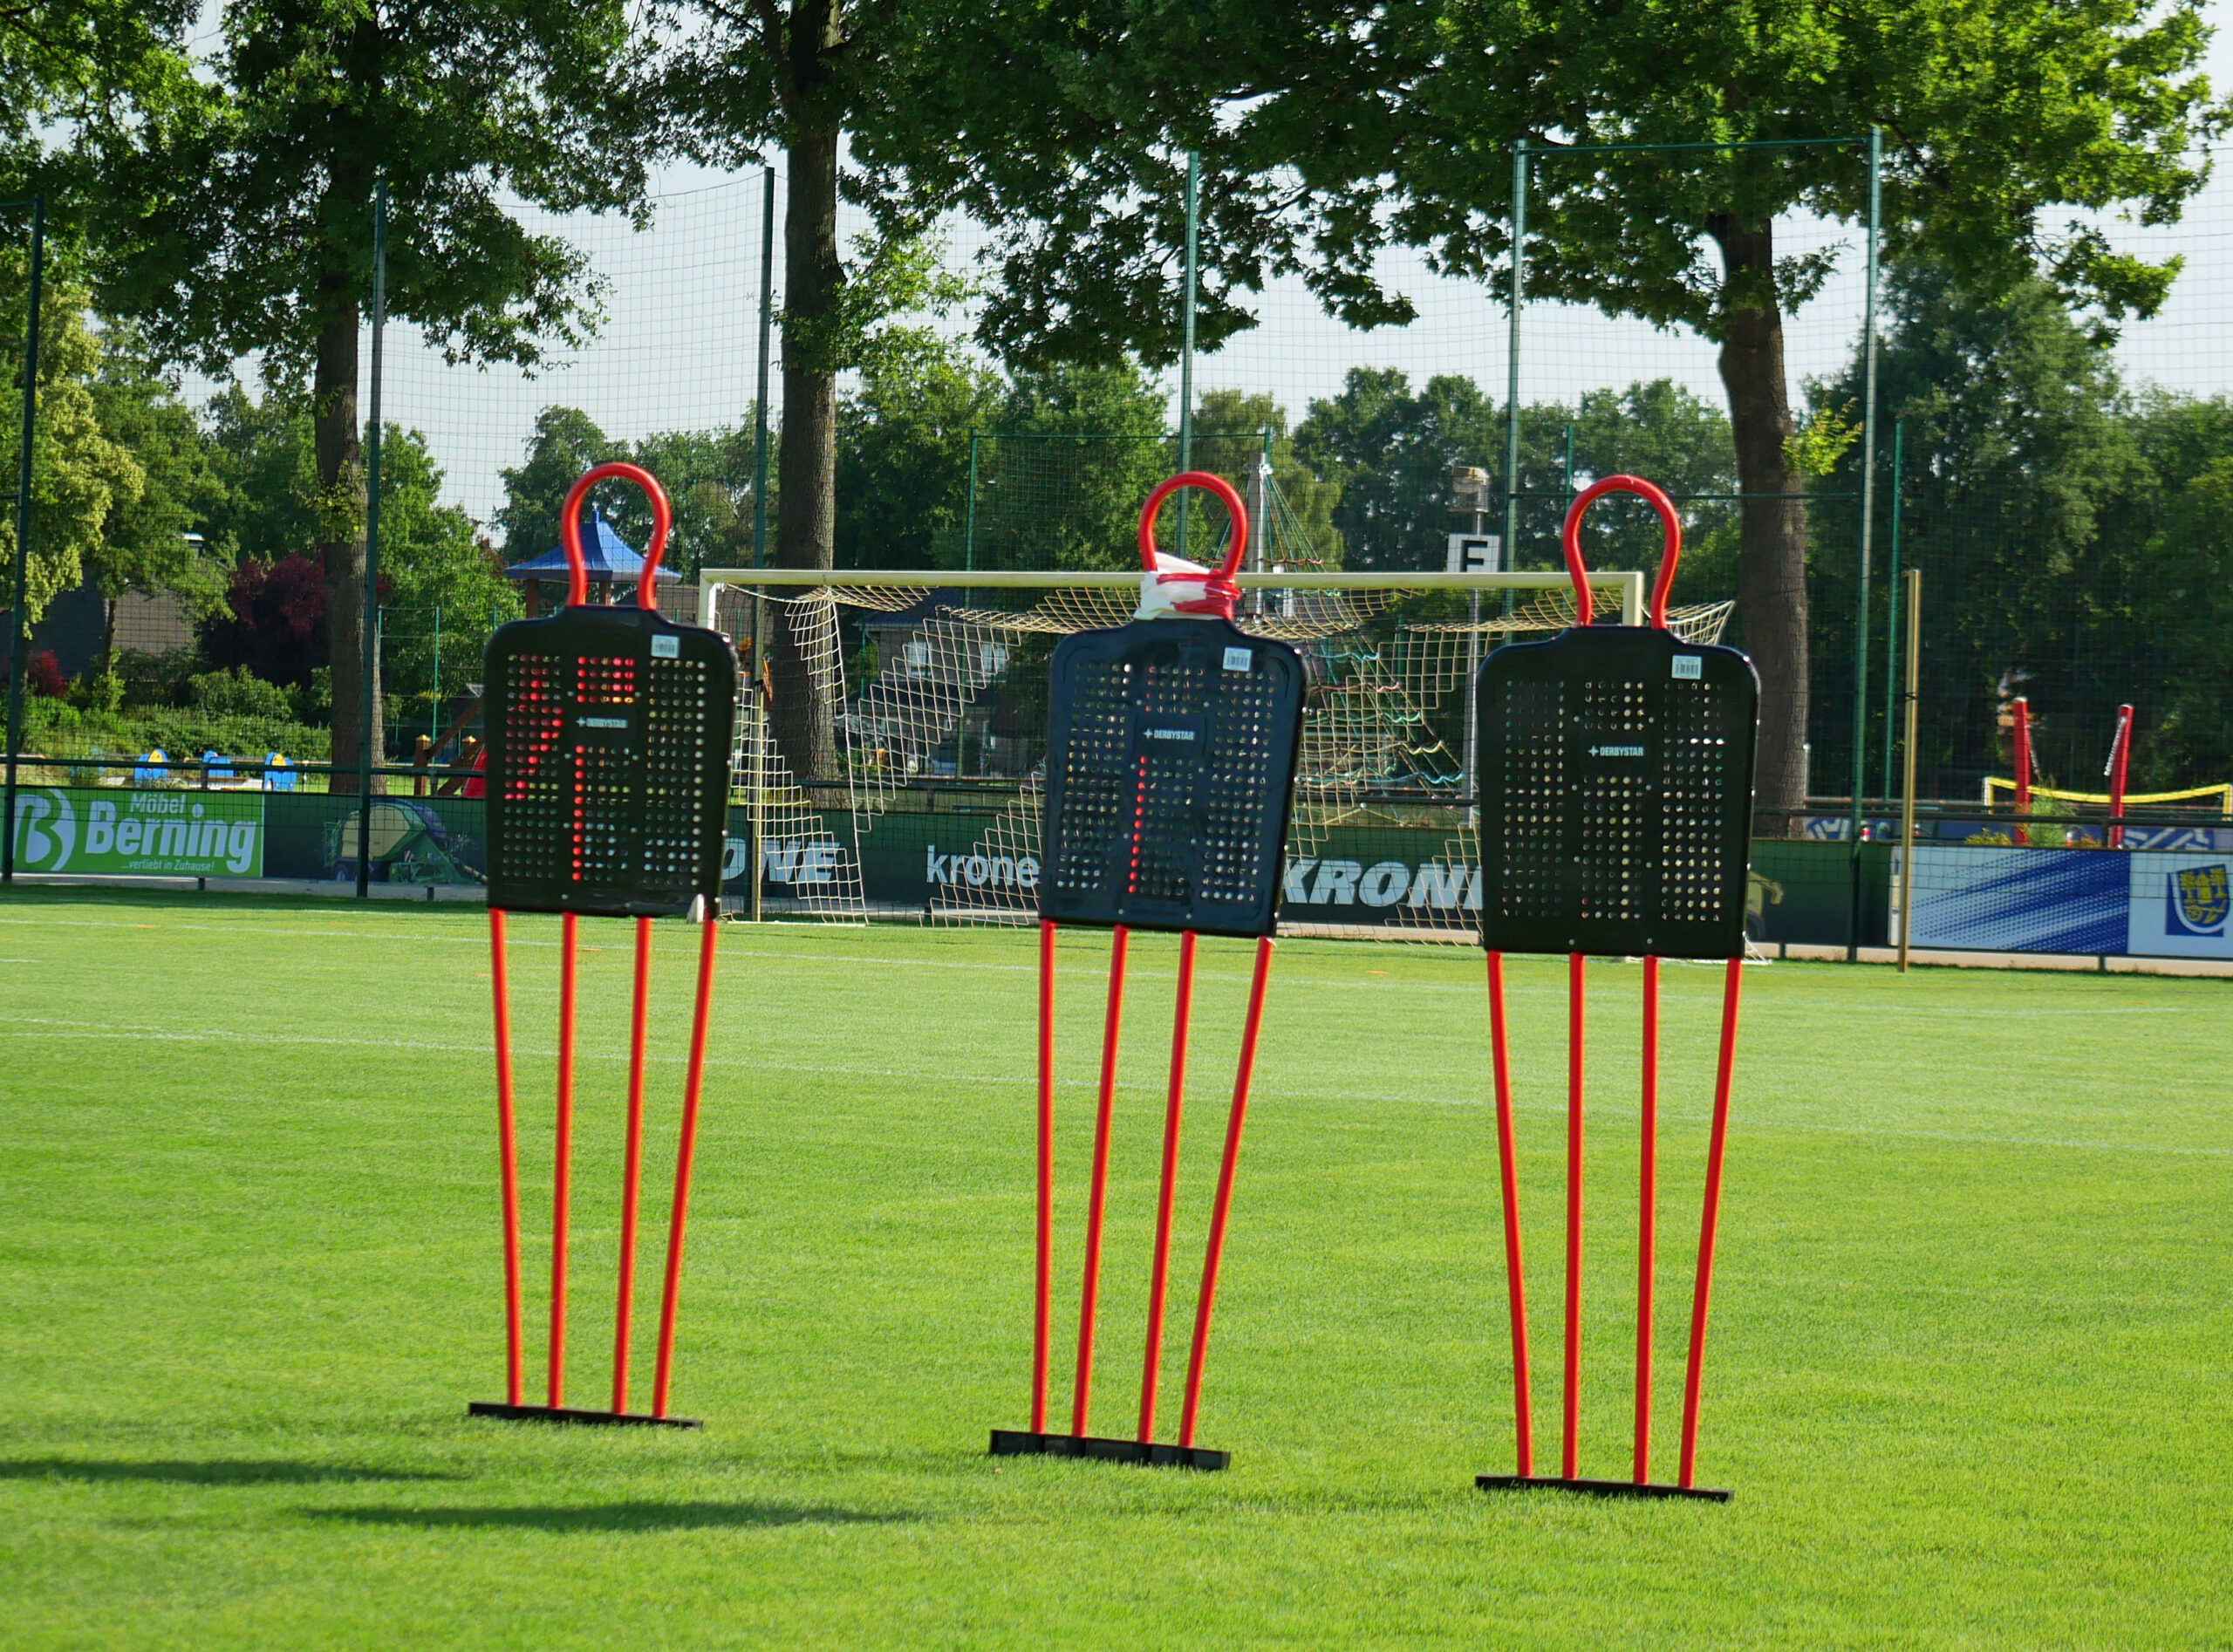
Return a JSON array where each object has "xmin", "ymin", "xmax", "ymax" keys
[{"xmin": 689, "ymin": 566, "xmax": 1729, "ymax": 939}]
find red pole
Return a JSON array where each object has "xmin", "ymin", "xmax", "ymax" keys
[
  {"xmin": 1138, "ymin": 930, "xmax": 1197, "ymax": 1444},
  {"xmin": 1635, "ymin": 956, "xmax": 1659, "ymax": 1485},
  {"xmin": 611, "ymin": 915, "xmax": 652, "ymax": 1416},
  {"xmin": 1561, "ymin": 952, "xmax": 1585, "ymax": 1480},
  {"xmin": 2011, "ymin": 698, "xmax": 2032, "ymax": 847},
  {"xmin": 1678, "ymin": 957, "xmax": 1745, "ymax": 1488},
  {"xmin": 1486, "ymin": 951, "xmax": 1533, "ymax": 1478},
  {"xmin": 1033, "ymin": 919, "xmax": 1056, "ymax": 1435},
  {"xmin": 488, "ymin": 909, "xmax": 523, "ymax": 1408},
  {"xmin": 1179, "ymin": 934, "xmax": 1274, "ymax": 1449},
  {"xmin": 549, "ymin": 910, "xmax": 579, "ymax": 1409},
  {"xmin": 2107, "ymin": 704, "xmax": 2134, "ymax": 849},
  {"xmin": 1072, "ymin": 925, "xmax": 1128, "ymax": 1436},
  {"xmin": 652, "ymin": 914, "xmax": 720, "ymax": 1418}
]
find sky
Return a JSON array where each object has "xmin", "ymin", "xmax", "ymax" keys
[{"xmin": 187, "ymin": 9, "xmax": 2233, "ymax": 527}]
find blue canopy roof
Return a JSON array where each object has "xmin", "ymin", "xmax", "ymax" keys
[{"xmin": 503, "ymin": 506, "xmax": 680, "ymax": 583}]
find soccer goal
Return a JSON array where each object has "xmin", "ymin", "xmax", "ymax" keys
[{"xmin": 695, "ymin": 565, "xmax": 1733, "ymax": 938}]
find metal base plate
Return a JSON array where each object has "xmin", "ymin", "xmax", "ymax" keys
[
  {"xmin": 989, "ymin": 1429, "xmax": 1229, "ymax": 1471},
  {"xmin": 469, "ymin": 1402, "xmax": 703, "ymax": 1430},
  {"xmin": 1476, "ymin": 1473, "xmax": 1730, "ymax": 1503}
]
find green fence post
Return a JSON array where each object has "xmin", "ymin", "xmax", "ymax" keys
[
  {"xmin": 1847, "ymin": 128, "xmax": 1882, "ymax": 958},
  {"xmin": 2, "ymin": 194, "xmax": 41, "ymax": 887},
  {"xmin": 356, "ymin": 181, "xmax": 386, "ymax": 899},
  {"xmin": 1502, "ymin": 141, "xmax": 1526, "ymax": 575}
]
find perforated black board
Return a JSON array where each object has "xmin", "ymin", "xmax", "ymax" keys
[
  {"xmin": 1041, "ymin": 618, "xmax": 1305, "ymax": 938},
  {"xmin": 483, "ymin": 606, "xmax": 738, "ymax": 918},
  {"xmin": 1476, "ymin": 626, "xmax": 1758, "ymax": 959}
]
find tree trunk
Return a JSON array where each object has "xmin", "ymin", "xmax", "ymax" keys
[
  {"xmin": 770, "ymin": 120, "xmax": 842, "ymax": 785},
  {"xmin": 314, "ymin": 297, "xmax": 382, "ymax": 799},
  {"xmin": 1711, "ymin": 218, "xmax": 1808, "ymax": 834}
]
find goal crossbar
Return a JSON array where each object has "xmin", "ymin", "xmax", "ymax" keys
[{"xmin": 700, "ymin": 568, "xmax": 1648, "ymax": 626}]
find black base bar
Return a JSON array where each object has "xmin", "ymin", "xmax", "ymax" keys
[
  {"xmin": 1476, "ymin": 1474, "xmax": 1730, "ymax": 1503},
  {"xmin": 989, "ymin": 1429, "xmax": 1228, "ymax": 1471},
  {"xmin": 469, "ymin": 1402, "xmax": 703, "ymax": 1430}
]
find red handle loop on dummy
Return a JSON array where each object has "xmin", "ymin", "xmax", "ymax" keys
[
  {"xmin": 559, "ymin": 462, "xmax": 673, "ymax": 613},
  {"xmin": 1560, "ymin": 474, "xmax": 1682, "ymax": 630},
  {"xmin": 1137, "ymin": 471, "xmax": 1248, "ymax": 619}
]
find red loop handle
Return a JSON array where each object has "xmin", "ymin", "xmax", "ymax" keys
[
  {"xmin": 1560, "ymin": 474, "xmax": 1682, "ymax": 630},
  {"xmin": 1139, "ymin": 470, "xmax": 1248, "ymax": 584},
  {"xmin": 559, "ymin": 462, "xmax": 673, "ymax": 612}
]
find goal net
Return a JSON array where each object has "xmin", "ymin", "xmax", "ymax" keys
[{"xmin": 699, "ymin": 568, "xmax": 1731, "ymax": 940}]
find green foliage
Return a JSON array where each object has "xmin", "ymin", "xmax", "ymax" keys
[
  {"xmin": 197, "ymin": 381, "xmax": 321, "ymax": 563},
  {"xmin": 17, "ymin": 694, "xmax": 330, "ymax": 761},
  {"xmin": 971, "ymin": 360, "xmax": 1172, "ymax": 572},
  {"xmin": 96, "ymin": 0, "xmax": 657, "ymax": 384},
  {"xmin": 836, "ymin": 331, "xmax": 1000, "ymax": 570},
  {"xmin": 1294, "ymin": 370, "xmax": 1503, "ymax": 572},
  {"xmin": 84, "ymin": 322, "xmax": 227, "ymax": 637},
  {"xmin": 1290, "ymin": 371, "xmax": 1737, "ymax": 580},
  {"xmin": 495, "ymin": 407, "xmax": 758, "ymax": 580},
  {"xmin": 1813, "ymin": 262, "xmax": 2233, "ymax": 794},
  {"xmin": 188, "ymin": 664, "xmax": 294, "ymax": 720},
  {"xmin": 493, "ymin": 407, "xmax": 623, "ymax": 562},
  {"xmin": 1191, "ymin": 389, "xmax": 1344, "ymax": 567},
  {"xmin": 0, "ymin": 268, "xmax": 145, "ymax": 621}
]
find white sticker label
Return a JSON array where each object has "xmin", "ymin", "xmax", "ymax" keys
[
  {"xmin": 1222, "ymin": 646, "xmax": 1253, "ymax": 672},
  {"xmin": 651, "ymin": 634, "xmax": 680, "ymax": 659},
  {"xmin": 1671, "ymin": 654, "xmax": 1703, "ymax": 679}
]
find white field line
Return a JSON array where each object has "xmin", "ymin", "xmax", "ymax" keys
[
  {"xmin": 1, "ymin": 1014, "xmax": 2225, "ymax": 1160},
  {"xmin": 0, "ymin": 916, "xmax": 2216, "ymax": 1011}
]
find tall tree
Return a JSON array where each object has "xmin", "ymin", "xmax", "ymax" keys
[
  {"xmin": 1287, "ymin": 0, "xmax": 2221, "ymax": 824},
  {"xmin": 898, "ymin": 0, "xmax": 2223, "ymax": 825},
  {"xmin": 99, "ymin": 0, "xmax": 656, "ymax": 792},
  {"xmin": 662, "ymin": 9, "xmax": 967, "ymax": 780}
]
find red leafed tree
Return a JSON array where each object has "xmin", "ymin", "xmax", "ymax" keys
[{"xmin": 198, "ymin": 555, "xmax": 329, "ymax": 689}]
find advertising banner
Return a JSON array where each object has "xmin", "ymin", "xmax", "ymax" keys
[
  {"xmin": 8, "ymin": 786, "xmax": 266, "ymax": 877},
  {"xmin": 1895, "ymin": 844, "xmax": 2233, "ymax": 959}
]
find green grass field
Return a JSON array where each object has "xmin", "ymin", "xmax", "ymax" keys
[{"xmin": 1, "ymin": 887, "xmax": 2229, "ymax": 1649}]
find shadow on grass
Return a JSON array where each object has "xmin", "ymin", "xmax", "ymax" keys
[
  {"xmin": 308, "ymin": 1501, "xmax": 911, "ymax": 1533},
  {"xmin": 0, "ymin": 1459, "xmax": 464, "ymax": 1486}
]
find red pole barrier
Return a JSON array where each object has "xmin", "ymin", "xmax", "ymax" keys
[
  {"xmin": 1072, "ymin": 925, "xmax": 1128, "ymax": 1436},
  {"xmin": 1138, "ymin": 930, "xmax": 1197, "ymax": 1444},
  {"xmin": 2011, "ymin": 698, "xmax": 2032, "ymax": 847},
  {"xmin": 1033, "ymin": 918, "xmax": 1056, "ymax": 1435},
  {"xmin": 611, "ymin": 915, "xmax": 652, "ymax": 1416},
  {"xmin": 1179, "ymin": 934, "xmax": 1273, "ymax": 1449},
  {"xmin": 488, "ymin": 909, "xmax": 524, "ymax": 1408},
  {"xmin": 1635, "ymin": 956, "xmax": 1659, "ymax": 1485},
  {"xmin": 549, "ymin": 910, "xmax": 579, "ymax": 1409},
  {"xmin": 1486, "ymin": 951, "xmax": 1533, "ymax": 1478},
  {"xmin": 2107, "ymin": 703, "xmax": 2133, "ymax": 850},
  {"xmin": 1678, "ymin": 957, "xmax": 1745, "ymax": 1488},
  {"xmin": 652, "ymin": 914, "xmax": 720, "ymax": 1418},
  {"xmin": 1562, "ymin": 952, "xmax": 1585, "ymax": 1480}
]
